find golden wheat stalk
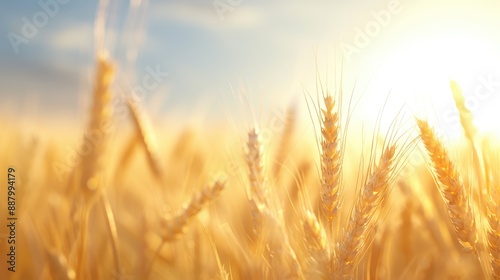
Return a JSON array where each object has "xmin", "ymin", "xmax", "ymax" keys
[
  {"xmin": 483, "ymin": 137, "xmax": 494, "ymax": 192},
  {"xmin": 126, "ymin": 97, "xmax": 165, "ymax": 181},
  {"xmin": 416, "ymin": 119, "xmax": 478, "ymax": 254},
  {"xmin": 98, "ymin": 191, "xmax": 121, "ymax": 277},
  {"xmin": 244, "ymin": 126, "xmax": 303, "ymax": 278},
  {"xmin": 487, "ymin": 195, "xmax": 500, "ymax": 279},
  {"xmin": 249, "ymin": 197, "xmax": 264, "ymax": 238},
  {"xmin": 450, "ymin": 81, "xmax": 487, "ymax": 195},
  {"xmin": 246, "ymin": 128, "xmax": 269, "ymax": 207},
  {"xmin": 486, "ymin": 150, "xmax": 500, "ymax": 279},
  {"xmin": 80, "ymin": 51, "xmax": 114, "ymax": 198},
  {"xmin": 75, "ymin": 204, "xmax": 91, "ymax": 278},
  {"xmin": 245, "ymin": 127, "xmax": 271, "ymax": 240},
  {"xmin": 320, "ymin": 95, "xmax": 342, "ymax": 228},
  {"xmin": 450, "ymin": 80, "xmax": 476, "ymax": 142},
  {"xmin": 162, "ymin": 180, "xmax": 225, "ymax": 241},
  {"xmin": 144, "ymin": 180, "xmax": 225, "ymax": 279},
  {"xmin": 75, "ymin": 51, "xmax": 115, "ymax": 278},
  {"xmin": 334, "ymin": 145, "xmax": 396, "ymax": 279}
]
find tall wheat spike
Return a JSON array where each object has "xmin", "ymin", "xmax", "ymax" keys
[
  {"xmin": 486, "ymin": 149, "xmax": 500, "ymax": 279},
  {"xmin": 246, "ymin": 128, "xmax": 269, "ymax": 207},
  {"xmin": 320, "ymin": 94, "xmax": 342, "ymax": 227},
  {"xmin": 487, "ymin": 192, "xmax": 500, "ymax": 279},
  {"xmin": 416, "ymin": 119, "xmax": 478, "ymax": 254},
  {"xmin": 75, "ymin": 51, "xmax": 115, "ymax": 278},
  {"xmin": 450, "ymin": 80, "xmax": 487, "ymax": 191},
  {"xmin": 450, "ymin": 81, "xmax": 476, "ymax": 142},
  {"xmin": 335, "ymin": 145, "xmax": 396, "ymax": 279},
  {"xmin": 80, "ymin": 51, "xmax": 115, "ymax": 198}
]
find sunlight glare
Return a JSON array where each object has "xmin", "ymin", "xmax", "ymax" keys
[{"xmin": 371, "ymin": 31, "xmax": 500, "ymax": 137}]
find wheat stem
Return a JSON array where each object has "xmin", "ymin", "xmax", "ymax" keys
[{"xmin": 98, "ymin": 191, "xmax": 121, "ymax": 278}]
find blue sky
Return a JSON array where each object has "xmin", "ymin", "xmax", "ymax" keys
[
  {"xmin": 0, "ymin": 0, "xmax": 357, "ymax": 121},
  {"xmin": 2, "ymin": 0, "xmax": 500, "ymax": 133}
]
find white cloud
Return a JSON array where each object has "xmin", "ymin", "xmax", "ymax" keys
[
  {"xmin": 149, "ymin": 2, "xmax": 264, "ymax": 31},
  {"xmin": 44, "ymin": 23, "xmax": 94, "ymax": 53}
]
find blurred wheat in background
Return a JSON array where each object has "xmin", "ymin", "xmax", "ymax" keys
[{"xmin": 1, "ymin": 0, "xmax": 500, "ymax": 279}]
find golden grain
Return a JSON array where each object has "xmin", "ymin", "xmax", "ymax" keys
[
  {"xmin": 80, "ymin": 51, "xmax": 115, "ymax": 197},
  {"xmin": 320, "ymin": 95, "xmax": 342, "ymax": 228},
  {"xmin": 334, "ymin": 145, "xmax": 396, "ymax": 279},
  {"xmin": 162, "ymin": 180, "xmax": 225, "ymax": 241},
  {"xmin": 126, "ymin": 97, "xmax": 165, "ymax": 181},
  {"xmin": 417, "ymin": 119, "xmax": 478, "ymax": 254}
]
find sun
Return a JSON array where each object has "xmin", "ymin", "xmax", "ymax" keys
[{"xmin": 368, "ymin": 30, "xmax": 500, "ymax": 137}]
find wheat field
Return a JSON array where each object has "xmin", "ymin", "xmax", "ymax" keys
[
  {"xmin": 2, "ymin": 1, "xmax": 500, "ymax": 278},
  {"xmin": 0, "ymin": 48, "xmax": 499, "ymax": 280}
]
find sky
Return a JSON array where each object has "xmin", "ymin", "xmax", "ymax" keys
[{"xmin": 1, "ymin": 0, "xmax": 500, "ymax": 136}]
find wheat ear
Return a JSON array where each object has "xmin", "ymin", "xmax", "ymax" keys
[
  {"xmin": 245, "ymin": 127, "xmax": 302, "ymax": 277},
  {"xmin": 126, "ymin": 97, "xmax": 165, "ymax": 181},
  {"xmin": 450, "ymin": 81, "xmax": 476, "ymax": 142},
  {"xmin": 416, "ymin": 119, "xmax": 477, "ymax": 253},
  {"xmin": 246, "ymin": 128, "xmax": 270, "ymax": 238},
  {"xmin": 451, "ymin": 81, "xmax": 486, "ymax": 194},
  {"xmin": 247, "ymin": 128, "xmax": 268, "ymax": 207},
  {"xmin": 246, "ymin": 128, "xmax": 269, "ymax": 245},
  {"xmin": 162, "ymin": 180, "xmax": 225, "ymax": 241},
  {"xmin": 487, "ymin": 193, "xmax": 500, "ymax": 279},
  {"xmin": 249, "ymin": 197, "xmax": 264, "ymax": 238},
  {"xmin": 80, "ymin": 51, "xmax": 114, "ymax": 197},
  {"xmin": 320, "ymin": 95, "xmax": 342, "ymax": 227},
  {"xmin": 335, "ymin": 145, "xmax": 396, "ymax": 279},
  {"xmin": 486, "ymin": 152, "xmax": 500, "ymax": 279},
  {"xmin": 75, "ymin": 52, "xmax": 114, "ymax": 278},
  {"xmin": 144, "ymin": 181, "xmax": 224, "ymax": 280}
]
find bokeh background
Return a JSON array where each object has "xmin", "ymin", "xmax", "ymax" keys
[
  {"xmin": 1, "ymin": 1, "xmax": 500, "ymax": 279},
  {"xmin": 1, "ymin": 0, "xmax": 500, "ymax": 136}
]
